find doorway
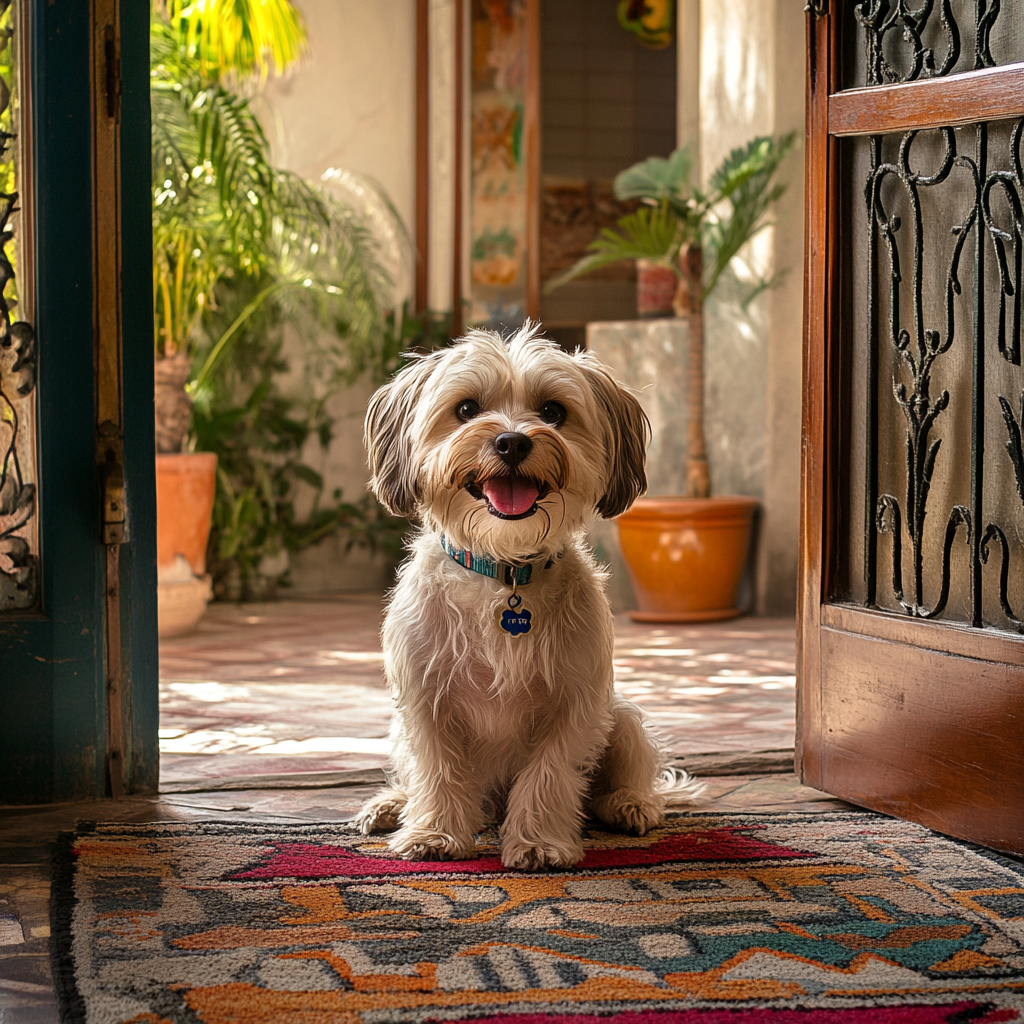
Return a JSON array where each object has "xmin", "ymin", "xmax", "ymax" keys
[{"xmin": 539, "ymin": 0, "xmax": 678, "ymax": 349}]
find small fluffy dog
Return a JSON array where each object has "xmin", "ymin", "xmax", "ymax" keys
[{"xmin": 355, "ymin": 323, "xmax": 702, "ymax": 869}]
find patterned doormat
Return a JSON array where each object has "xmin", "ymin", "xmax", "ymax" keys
[{"xmin": 52, "ymin": 813, "xmax": 1024, "ymax": 1023}]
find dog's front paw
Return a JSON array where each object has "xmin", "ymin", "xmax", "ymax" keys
[
  {"xmin": 354, "ymin": 789, "xmax": 407, "ymax": 834},
  {"xmin": 389, "ymin": 826, "xmax": 476, "ymax": 861},
  {"xmin": 501, "ymin": 838, "xmax": 584, "ymax": 871},
  {"xmin": 591, "ymin": 787, "xmax": 664, "ymax": 836}
]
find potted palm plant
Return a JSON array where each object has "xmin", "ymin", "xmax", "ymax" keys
[
  {"xmin": 547, "ymin": 135, "xmax": 795, "ymax": 620},
  {"xmin": 151, "ymin": 0, "xmax": 397, "ymax": 633}
]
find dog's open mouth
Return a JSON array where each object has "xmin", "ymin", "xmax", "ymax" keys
[{"xmin": 467, "ymin": 476, "xmax": 550, "ymax": 520}]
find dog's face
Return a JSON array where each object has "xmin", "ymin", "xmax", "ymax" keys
[{"xmin": 365, "ymin": 325, "xmax": 649, "ymax": 560}]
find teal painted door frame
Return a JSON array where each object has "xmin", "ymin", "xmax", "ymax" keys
[{"xmin": 0, "ymin": 0, "xmax": 157, "ymax": 804}]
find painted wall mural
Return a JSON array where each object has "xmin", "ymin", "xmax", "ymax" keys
[{"xmin": 469, "ymin": 0, "xmax": 530, "ymax": 329}]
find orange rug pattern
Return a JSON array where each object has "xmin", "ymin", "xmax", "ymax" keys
[{"xmin": 51, "ymin": 812, "xmax": 1024, "ymax": 1022}]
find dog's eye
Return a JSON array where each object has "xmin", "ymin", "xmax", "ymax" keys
[
  {"xmin": 455, "ymin": 399, "xmax": 481, "ymax": 422},
  {"xmin": 539, "ymin": 401, "xmax": 567, "ymax": 426}
]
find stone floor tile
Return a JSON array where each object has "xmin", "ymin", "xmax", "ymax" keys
[{"xmin": 159, "ymin": 596, "xmax": 797, "ymax": 785}]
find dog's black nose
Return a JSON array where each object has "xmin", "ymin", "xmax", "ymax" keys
[{"xmin": 494, "ymin": 431, "xmax": 533, "ymax": 467}]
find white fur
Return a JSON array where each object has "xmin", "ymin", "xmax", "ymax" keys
[{"xmin": 356, "ymin": 324, "xmax": 704, "ymax": 869}]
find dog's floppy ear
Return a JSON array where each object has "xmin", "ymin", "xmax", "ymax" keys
[
  {"xmin": 578, "ymin": 356, "xmax": 650, "ymax": 518},
  {"xmin": 364, "ymin": 355, "xmax": 437, "ymax": 517}
]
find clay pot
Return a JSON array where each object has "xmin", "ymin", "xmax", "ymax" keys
[
  {"xmin": 155, "ymin": 453, "xmax": 217, "ymax": 637},
  {"xmin": 616, "ymin": 495, "xmax": 758, "ymax": 622},
  {"xmin": 635, "ymin": 258, "xmax": 677, "ymax": 318}
]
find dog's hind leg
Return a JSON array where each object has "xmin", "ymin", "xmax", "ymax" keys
[
  {"xmin": 589, "ymin": 697, "xmax": 700, "ymax": 835},
  {"xmin": 354, "ymin": 787, "xmax": 408, "ymax": 834}
]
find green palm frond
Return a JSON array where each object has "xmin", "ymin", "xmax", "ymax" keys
[
  {"xmin": 544, "ymin": 206, "xmax": 681, "ymax": 293},
  {"xmin": 553, "ymin": 134, "xmax": 796, "ymax": 299},
  {"xmin": 614, "ymin": 147, "xmax": 696, "ymax": 220},
  {"xmin": 160, "ymin": 0, "xmax": 306, "ymax": 83},
  {"xmin": 152, "ymin": 19, "xmax": 276, "ymax": 273},
  {"xmin": 701, "ymin": 132, "xmax": 797, "ymax": 297},
  {"xmin": 707, "ymin": 133, "xmax": 796, "ymax": 203},
  {"xmin": 150, "ymin": 11, "xmax": 398, "ymax": 366}
]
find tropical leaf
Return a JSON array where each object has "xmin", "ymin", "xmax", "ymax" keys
[
  {"xmin": 160, "ymin": 0, "xmax": 306, "ymax": 84},
  {"xmin": 708, "ymin": 135, "xmax": 793, "ymax": 200},
  {"xmin": 553, "ymin": 134, "xmax": 796, "ymax": 301},
  {"xmin": 701, "ymin": 132, "xmax": 798, "ymax": 298},
  {"xmin": 150, "ymin": 13, "xmax": 399, "ymax": 368},
  {"xmin": 614, "ymin": 148, "xmax": 694, "ymax": 211},
  {"xmin": 543, "ymin": 206, "xmax": 681, "ymax": 292}
]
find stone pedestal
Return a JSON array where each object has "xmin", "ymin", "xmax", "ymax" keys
[
  {"xmin": 586, "ymin": 316, "xmax": 768, "ymax": 615},
  {"xmin": 586, "ymin": 319, "xmax": 692, "ymax": 611},
  {"xmin": 587, "ymin": 319, "xmax": 692, "ymax": 495}
]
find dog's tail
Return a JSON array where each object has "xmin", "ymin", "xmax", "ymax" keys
[{"xmin": 654, "ymin": 767, "xmax": 707, "ymax": 805}]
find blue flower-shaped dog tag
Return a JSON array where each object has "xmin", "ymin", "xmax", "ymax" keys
[{"xmin": 498, "ymin": 592, "xmax": 533, "ymax": 637}]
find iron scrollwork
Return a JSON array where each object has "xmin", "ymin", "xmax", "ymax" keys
[
  {"xmin": 0, "ymin": 0, "xmax": 38, "ymax": 612},
  {"xmin": 854, "ymin": 0, "xmax": 1003, "ymax": 86},
  {"xmin": 980, "ymin": 392, "xmax": 1024, "ymax": 630},
  {"xmin": 863, "ymin": 111, "xmax": 1024, "ymax": 633},
  {"xmin": 867, "ymin": 127, "xmax": 974, "ymax": 618}
]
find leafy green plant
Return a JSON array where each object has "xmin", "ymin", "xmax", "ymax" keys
[
  {"xmin": 546, "ymin": 134, "xmax": 796, "ymax": 497},
  {"xmin": 191, "ymin": 357, "xmax": 407, "ymax": 601},
  {"xmin": 547, "ymin": 205, "xmax": 682, "ymax": 280},
  {"xmin": 150, "ymin": 4, "xmax": 396, "ymax": 450},
  {"xmin": 191, "ymin": 287, "xmax": 447, "ymax": 600},
  {"xmin": 151, "ymin": 0, "xmax": 426, "ymax": 598},
  {"xmin": 160, "ymin": 0, "xmax": 306, "ymax": 84}
]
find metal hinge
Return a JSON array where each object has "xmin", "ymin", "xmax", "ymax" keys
[{"xmin": 97, "ymin": 421, "xmax": 128, "ymax": 545}]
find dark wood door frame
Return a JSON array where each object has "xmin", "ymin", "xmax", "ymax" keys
[{"xmin": 798, "ymin": 5, "xmax": 1024, "ymax": 855}]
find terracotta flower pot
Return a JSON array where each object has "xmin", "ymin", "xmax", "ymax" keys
[
  {"xmin": 635, "ymin": 258, "xmax": 677, "ymax": 318},
  {"xmin": 616, "ymin": 495, "xmax": 758, "ymax": 622},
  {"xmin": 155, "ymin": 453, "xmax": 217, "ymax": 638}
]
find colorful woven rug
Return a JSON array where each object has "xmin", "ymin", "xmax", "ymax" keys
[{"xmin": 51, "ymin": 812, "xmax": 1024, "ymax": 1023}]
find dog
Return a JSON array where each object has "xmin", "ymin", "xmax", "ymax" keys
[{"xmin": 355, "ymin": 323, "xmax": 703, "ymax": 869}]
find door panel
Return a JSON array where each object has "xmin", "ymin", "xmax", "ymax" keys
[
  {"xmin": 799, "ymin": 1, "xmax": 1024, "ymax": 855},
  {"xmin": 0, "ymin": 0, "xmax": 157, "ymax": 804},
  {"xmin": 819, "ymin": 624, "xmax": 1023, "ymax": 852}
]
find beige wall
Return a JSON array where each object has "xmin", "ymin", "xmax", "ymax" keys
[
  {"xmin": 260, "ymin": 0, "xmax": 416, "ymax": 250},
  {"xmin": 761, "ymin": 0, "xmax": 806, "ymax": 616},
  {"xmin": 258, "ymin": 0, "xmax": 417, "ymax": 590}
]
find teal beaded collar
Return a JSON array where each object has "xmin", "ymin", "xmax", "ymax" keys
[{"xmin": 440, "ymin": 535, "xmax": 557, "ymax": 587}]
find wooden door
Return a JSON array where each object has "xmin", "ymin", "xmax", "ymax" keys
[
  {"xmin": 0, "ymin": 0, "xmax": 157, "ymax": 803},
  {"xmin": 799, "ymin": 1, "xmax": 1024, "ymax": 856}
]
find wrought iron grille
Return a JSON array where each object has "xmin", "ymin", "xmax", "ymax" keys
[
  {"xmin": 836, "ymin": 3, "xmax": 1024, "ymax": 633},
  {"xmin": 0, "ymin": 0, "xmax": 38, "ymax": 613},
  {"xmin": 843, "ymin": 0, "xmax": 1022, "ymax": 89}
]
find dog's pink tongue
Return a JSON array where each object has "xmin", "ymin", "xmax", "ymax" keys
[{"xmin": 483, "ymin": 477, "xmax": 539, "ymax": 516}]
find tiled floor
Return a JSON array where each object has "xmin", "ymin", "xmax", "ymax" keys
[
  {"xmin": 3, "ymin": 596, "xmax": 855, "ymax": 1023},
  {"xmin": 159, "ymin": 595, "xmax": 800, "ymax": 785}
]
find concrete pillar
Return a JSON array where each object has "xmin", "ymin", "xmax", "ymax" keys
[
  {"xmin": 761, "ymin": 0, "xmax": 806, "ymax": 615},
  {"xmin": 695, "ymin": 0, "xmax": 804, "ymax": 614}
]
